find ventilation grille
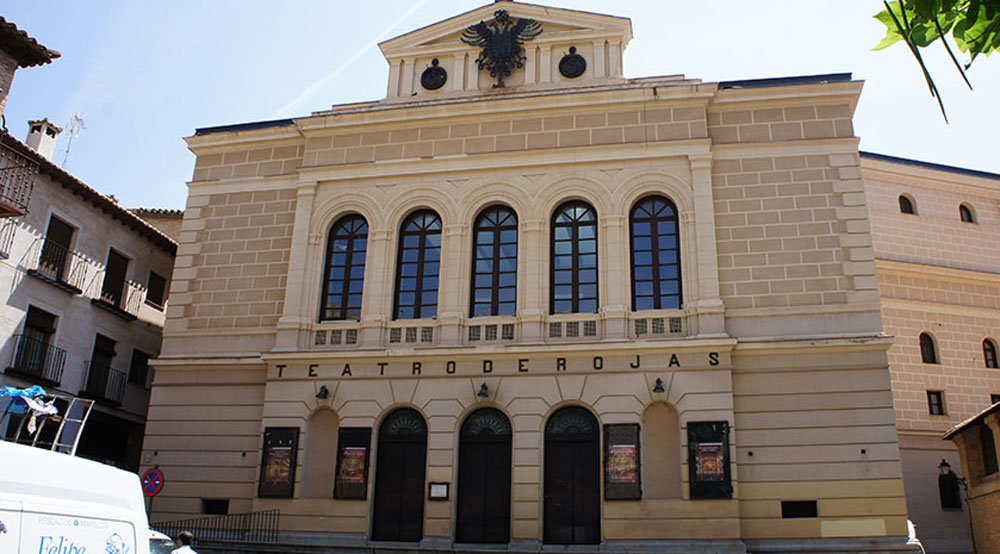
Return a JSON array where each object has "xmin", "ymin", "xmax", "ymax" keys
[
  {"xmin": 635, "ymin": 317, "xmax": 683, "ymax": 337},
  {"xmin": 390, "ymin": 326, "xmax": 433, "ymax": 344},
  {"xmin": 468, "ymin": 323, "xmax": 515, "ymax": 343},
  {"xmin": 315, "ymin": 328, "xmax": 359, "ymax": 346},
  {"xmin": 548, "ymin": 321, "xmax": 598, "ymax": 339}
]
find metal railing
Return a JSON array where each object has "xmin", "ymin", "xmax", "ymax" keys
[
  {"xmin": 26, "ymin": 237, "xmax": 89, "ymax": 292},
  {"xmin": 0, "ymin": 219, "xmax": 16, "ymax": 258},
  {"xmin": 0, "ymin": 136, "xmax": 38, "ymax": 216},
  {"xmin": 93, "ymin": 275, "xmax": 144, "ymax": 318},
  {"xmin": 8, "ymin": 334, "xmax": 66, "ymax": 385},
  {"xmin": 82, "ymin": 361, "xmax": 127, "ymax": 404},
  {"xmin": 154, "ymin": 510, "xmax": 280, "ymax": 544}
]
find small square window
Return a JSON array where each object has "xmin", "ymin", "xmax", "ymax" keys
[
  {"xmin": 927, "ymin": 391, "xmax": 945, "ymax": 415},
  {"xmin": 314, "ymin": 330, "xmax": 327, "ymax": 345},
  {"xmin": 781, "ymin": 500, "xmax": 818, "ymax": 519},
  {"xmin": 201, "ymin": 498, "xmax": 229, "ymax": 515},
  {"xmin": 469, "ymin": 326, "xmax": 481, "ymax": 341},
  {"xmin": 128, "ymin": 350, "xmax": 151, "ymax": 387}
]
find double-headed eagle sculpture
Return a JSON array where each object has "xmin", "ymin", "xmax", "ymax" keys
[{"xmin": 461, "ymin": 9, "xmax": 542, "ymax": 88}]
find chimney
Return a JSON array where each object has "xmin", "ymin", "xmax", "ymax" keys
[{"xmin": 26, "ymin": 118, "xmax": 62, "ymax": 161}]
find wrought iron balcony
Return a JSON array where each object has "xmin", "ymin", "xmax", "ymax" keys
[
  {"xmin": 25, "ymin": 237, "xmax": 88, "ymax": 294},
  {"xmin": 0, "ymin": 135, "xmax": 39, "ymax": 217},
  {"xmin": 81, "ymin": 361, "xmax": 127, "ymax": 405},
  {"xmin": 90, "ymin": 278, "xmax": 143, "ymax": 321},
  {"xmin": 5, "ymin": 333, "xmax": 66, "ymax": 385}
]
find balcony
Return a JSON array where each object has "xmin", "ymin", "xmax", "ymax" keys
[
  {"xmin": 0, "ymin": 135, "xmax": 39, "ymax": 218},
  {"xmin": 25, "ymin": 237, "xmax": 88, "ymax": 294},
  {"xmin": 90, "ymin": 279, "xmax": 143, "ymax": 321},
  {"xmin": 5, "ymin": 334, "xmax": 66, "ymax": 386},
  {"xmin": 81, "ymin": 361, "xmax": 126, "ymax": 405}
]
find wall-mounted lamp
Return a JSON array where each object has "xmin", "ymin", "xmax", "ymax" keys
[
  {"xmin": 652, "ymin": 378, "xmax": 665, "ymax": 393},
  {"xmin": 316, "ymin": 385, "xmax": 329, "ymax": 400},
  {"xmin": 477, "ymin": 383, "xmax": 489, "ymax": 398},
  {"xmin": 938, "ymin": 458, "xmax": 951, "ymax": 475}
]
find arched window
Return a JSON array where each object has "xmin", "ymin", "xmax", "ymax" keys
[
  {"xmin": 920, "ymin": 333, "xmax": 938, "ymax": 364},
  {"xmin": 320, "ymin": 215, "xmax": 368, "ymax": 321},
  {"xmin": 394, "ymin": 210, "xmax": 442, "ymax": 320},
  {"xmin": 959, "ymin": 204, "xmax": 976, "ymax": 223},
  {"xmin": 984, "ymin": 339, "xmax": 999, "ymax": 369},
  {"xmin": 470, "ymin": 206, "xmax": 518, "ymax": 317},
  {"xmin": 630, "ymin": 196, "xmax": 681, "ymax": 311},
  {"xmin": 899, "ymin": 195, "xmax": 915, "ymax": 214},
  {"xmin": 551, "ymin": 201, "xmax": 598, "ymax": 314}
]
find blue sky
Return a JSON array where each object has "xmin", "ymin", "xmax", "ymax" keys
[{"xmin": 4, "ymin": 1, "xmax": 998, "ymax": 210}]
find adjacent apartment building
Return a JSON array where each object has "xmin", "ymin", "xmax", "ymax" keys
[
  {"xmin": 0, "ymin": 18, "xmax": 177, "ymax": 471},
  {"xmin": 141, "ymin": 3, "xmax": 950, "ymax": 553}
]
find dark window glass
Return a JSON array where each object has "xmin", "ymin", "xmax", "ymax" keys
[
  {"xmin": 321, "ymin": 215, "xmax": 368, "ymax": 321},
  {"xmin": 959, "ymin": 204, "xmax": 975, "ymax": 223},
  {"xmin": 981, "ymin": 424, "xmax": 998, "ymax": 476},
  {"xmin": 394, "ymin": 210, "xmax": 441, "ymax": 320},
  {"xmin": 101, "ymin": 250, "xmax": 129, "ymax": 307},
  {"xmin": 991, "ymin": 394, "xmax": 1000, "ymax": 405},
  {"xmin": 920, "ymin": 333, "xmax": 938, "ymax": 364},
  {"xmin": 39, "ymin": 217, "xmax": 75, "ymax": 282},
  {"xmin": 781, "ymin": 500, "xmax": 818, "ymax": 518},
  {"xmin": 128, "ymin": 350, "xmax": 151, "ymax": 386},
  {"xmin": 984, "ymin": 339, "xmax": 998, "ymax": 368},
  {"xmin": 630, "ymin": 196, "xmax": 681, "ymax": 311},
  {"xmin": 550, "ymin": 201, "xmax": 598, "ymax": 314},
  {"xmin": 927, "ymin": 391, "xmax": 945, "ymax": 415},
  {"xmin": 146, "ymin": 272, "xmax": 167, "ymax": 309},
  {"xmin": 470, "ymin": 206, "xmax": 518, "ymax": 317},
  {"xmin": 899, "ymin": 195, "xmax": 915, "ymax": 214},
  {"xmin": 201, "ymin": 499, "xmax": 229, "ymax": 515}
]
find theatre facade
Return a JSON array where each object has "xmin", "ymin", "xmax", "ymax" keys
[{"xmin": 143, "ymin": 3, "xmax": 921, "ymax": 552}]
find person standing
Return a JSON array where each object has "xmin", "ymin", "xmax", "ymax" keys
[{"xmin": 170, "ymin": 531, "xmax": 197, "ymax": 554}]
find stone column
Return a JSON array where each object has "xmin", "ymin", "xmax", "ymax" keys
[
  {"xmin": 592, "ymin": 40, "xmax": 606, "ymax": 79},
  {"xmin": 689, "ymin": 154, "xmax": 726, "ymax": 336},
  {"xmin": 518, "ymin": 219, "xmax": 546, "ymax": 342},
  {"xmin": 360, "ymin": 228, "xmax": 392, "ymax": 347},
  {"xmin": 437, "ymin": 223, "xmax": 468, "ymax": 345},
  {"xmin": 275, "ymin": 180, "xmax": 317, "ymax": 350},
  {"xmin": 600, "ymin": 214, "xmax": 628, "ymax": 339}
]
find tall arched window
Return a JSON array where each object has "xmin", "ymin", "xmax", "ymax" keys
[
  {"xmin": 899, "ymin": 195, "xmax": 915, "ymax": 214},
  {"xmin": 959, "ymin": 204, "xmax": 976, "ymax": 223},
  {"xmin": 551, "ymin": 201, "xmax": 598, "ymax": 314},
  {"xmin": 984, "ymin": 339, "xmax": 999, "ymax": 369},
  {"xmin": 630, "ymin": 196, "xmax": 681, "ymax": 311},
  {"xmin": 920, "ymin": 332, "xmax": 938, "ymax": 364},
  {"xmin": 471, "ymin": 206, "xmax": 518, "ymax": 317},
  {"xmin": 394, "ymin": 210, "xmax": 441, "ymax": 320},
  {"xmin": 320, "ymin": 215, "xmax": 368, "ymax": 321}
]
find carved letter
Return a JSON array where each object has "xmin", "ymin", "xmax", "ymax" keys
[
  {"xmin": 518, "ymin": 359, "xmax": 529, "ymax": 372},
  {"xmin": 593, "ymin": 356, "xmax": 603, "ymax": 370},
  {"xmin": 412, "ymin": 362, "xmax": 422, "ymax": 375},
  {"xmin": 446, "ymin": 361, "xmax": 457, "ymax": 374},
  {"xmin": 669, "ymin": 354, "xmax": 680, "ymax": 368},
  {"xmin": 630, "ymin": 355, "xmax": 640, "ymax": 369},
  {"xmin": 378, "ymin": 362, "xmax": 388, "ymax": 376},
  {"xmin": 341, "ymin": 364, "xmax": 352, "ymax": 377},
  {"xmin": 483, "ymin": 360, "xmax": 493, "ymax": 373},
  {"xmin": 276, "ymin": 364, "xmax": 286, "ymax": 377},
  {"xmin": 709, "ymin": 352, "xmax": 720, "ymax": 366},
  {"xmin": 308, "ymin": 364, "xmax": 319, "ymax": 377},
  {"xmin": 556, "ymin": 357, "xmax": 567, "ymax": 371}
]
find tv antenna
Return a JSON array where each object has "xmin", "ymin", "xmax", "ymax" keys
[{"xmin": 61, "ymin": 114, "xmax": 86, "ymax": 168}]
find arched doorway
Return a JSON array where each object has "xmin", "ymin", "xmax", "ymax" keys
[
  {"xmin": 456, "ymin": 408, "xmax": 512, "ymax": 543},
  {"xmin": 372, "ymin": 408, "xmax": 427, "ymax": 542},
  {"xmin": 544, "ymin": 406, "xmax": 600, "ymax": 544}
]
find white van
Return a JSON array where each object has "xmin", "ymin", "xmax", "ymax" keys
[{"xmin": 0, "ymin": 441, "xmax": 151, "ymax": 554}]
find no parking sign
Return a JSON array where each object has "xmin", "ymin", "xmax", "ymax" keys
[{"xmin": 141, "ymin": 468, "xmax": 164, "ymax": 496}]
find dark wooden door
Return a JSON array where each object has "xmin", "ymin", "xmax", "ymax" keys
[
  {"xmin": 40, "ymin": 217, "xmax": 74, "ymax": 280},
  {"xmin": 544, "ymin": 407, "xmax": 600, "ymax": 544},
  {"xmin": 102, "ymin": 250, "xmax": 129, "ymax": 306},
  {"xmin": 372, "ymin": 408, "xmax": 426, "ymax": 542},
  {"xmin": 456, "ymin": 408, "xmax": 511, "ymax": 543}
]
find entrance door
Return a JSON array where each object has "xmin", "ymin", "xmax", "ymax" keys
[
  {"xmin": 372, "ymin": 408, "xmax": 427, "ymax": 542},
  {"xmin": 544, "ymin": 406, "xmax": 600, "ymax": 544},
  {"xmin": 456, "ymin": 408, "xmax": 511, "ymax": 543}
]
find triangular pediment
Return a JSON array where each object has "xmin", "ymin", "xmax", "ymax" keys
[
  {"xmin": 380, "ymin": 2, "xmax": 631, "ymax": 56},
  {"xmin": 378, "ymin": 2, "xmax": 633, "ymax": 99}
]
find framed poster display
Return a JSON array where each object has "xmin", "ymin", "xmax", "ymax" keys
[
  {"xmin": 258, "ymin": 427, "xmax": 299, "ymax": 498},
  {"xmin": 334, "ymin": 427, "xmax": 372, "ymax": 499},
  {"xmin": 604, "ymin": 423, "xmax": 641, "ymax": 500},
  {"xmin": 687, "ymin": 421, "xmax": 732, "ymax": 499}
]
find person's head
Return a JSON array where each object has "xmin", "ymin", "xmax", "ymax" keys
[{"xmin": 176, "ymin": 531, "xmax": 194, "ymax": 546}]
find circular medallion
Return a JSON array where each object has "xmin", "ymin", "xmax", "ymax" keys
[
  {"xmin": 559, "ymin": 46, "xmax": 587, "ymax": 79},
  {"xmin": 421, "ymin": 58, "xmax": 447, "ymax": 90}
]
